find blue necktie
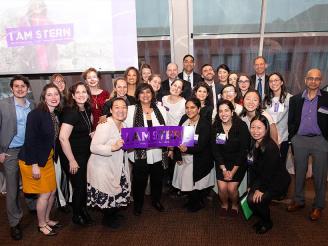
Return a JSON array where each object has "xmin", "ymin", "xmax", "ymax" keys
[{"xmin": 257, "ymin": 78, "xmax": 262, "ymax": 98}]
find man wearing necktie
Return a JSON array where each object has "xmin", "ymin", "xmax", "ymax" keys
[
  {"xmin": 178, "ymin": 54, "xmax": 203, "ymax": 88},
  {"xmin": 250, "ymin": 56, "xmax": 269, "ymax": 100}
]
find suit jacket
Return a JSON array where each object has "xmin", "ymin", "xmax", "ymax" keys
[
  {"xmin": 18, "ymin": 109, "xmax": 55, "ymax": 167},
  {"xmin": 178, "ymin": 71, "xmax": 203, "ymax": 88},
  {"xmin": 288, "ymin": 90, "xmax": 328, "ymax": 141},
  {"xmin": 158, "ymin": 79, "xmax": 192, "ymax": 101},
  {"xmin": 250, "ymin": 74, "xmax": 270, "ymax": 98},
  {"xmin": 0, "ymin": 97, "xmax": 35, "ymax": 153},
  {"xmin": 174, "ymin": 116, "xmax": 214, "ymax": 183}
]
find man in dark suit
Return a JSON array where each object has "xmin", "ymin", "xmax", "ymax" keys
[
  {"xmin": 158, "ymin": 63, "xmax": 191, "ymax": 100},
  {"xmin": 178, "ymin": 54, "xmax": 203, "ymax": 88},
  {"xmin": 0, "ymin": 75, "xmax": 36, "ymax": 240},
  {"xmin": 200, "ymin": 64, "xmax": 223, "ymax": 122},
  {"xmin": 287, "ymin": 68, "xmax": 328, "ymax": 221},
  {"xmin": 250, "ymin": 56, "xmax": 269, "ymax": 100}
]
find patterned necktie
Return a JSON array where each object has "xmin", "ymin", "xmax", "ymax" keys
[{"xmin": 257, "ymin": 78, "xmax": 262, "ymax": 98}]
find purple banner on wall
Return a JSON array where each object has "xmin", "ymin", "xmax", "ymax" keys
[
  {"xmin": 121, "ymin": 126, "xmax": 195, "ymax": 149},
  {"xmin": 6, "ymin": 23, "xmax": 74, "ymax": 47}
]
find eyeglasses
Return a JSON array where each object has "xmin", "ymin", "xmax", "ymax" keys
[
  {"xmin": 306, "ymin": 77, "xmax": 321, "ymax": 82},
  {"xmin": 238, "ymin": 80, "xmax": 250, "ymax": 83}
]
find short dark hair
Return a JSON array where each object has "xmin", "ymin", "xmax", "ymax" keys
[
  {"xmin": 185, "ymin": 97, "xmax": 201, "ymax": 109},
  {"xmin": 10, "ymin": 75, "xmax": 30, "ymax": 88},
  {"xmin": 183, "ymin": 54, "xmax": 194, "ymax": 62},
  {"xmin": 200, "ymin": 64, "xmax": 213, "ymax": 73},
  {"xmin": 216, "ymin": 64, "xmax": 230, "ymax": 74},
  {"xmin": 110, "ymin": 97, "xmax": 127, "ymax": 109}
]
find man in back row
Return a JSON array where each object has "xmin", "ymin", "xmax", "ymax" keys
[{"xmin": 178, "ymin": 54, "xmax": 203, "ymax": 88}]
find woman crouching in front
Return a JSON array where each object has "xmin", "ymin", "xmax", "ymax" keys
[{"xmin": 247, "ymin": 115, "xmax": 290, "ymax": 234}]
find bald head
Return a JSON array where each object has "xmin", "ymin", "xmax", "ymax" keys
[
  {"xmin": 166, "ymin": 63, "xmax": 178, "ymax": 80},
  {"xmin": 305, "ymin": 68, "xmax": 322, "ymax": 91}
]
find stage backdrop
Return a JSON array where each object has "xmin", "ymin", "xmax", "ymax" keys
[{"xmin": 0, "ymin": 0, "xmax": 138, "ymax": 75}]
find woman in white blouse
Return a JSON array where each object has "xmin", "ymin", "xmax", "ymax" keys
[
  {"xmin": 125, "ymin": 83, "xmax": 167, "ymax": 216},
  {"xmin": 87, "ymin": 98, "xmax": 130, "ymax": 229},
  {"xmin": 263, "ymin": 72, "xmax": 292, "ymax": 165}
]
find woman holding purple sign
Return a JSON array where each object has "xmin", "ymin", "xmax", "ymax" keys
[
  {"xmin": 172, "ymin": 98, "xmax": 215, "ymax": 212},
  {"xmin": 87, "ymin": 98, "xmax": 130, "ymax": 228},
  {"xmin": 125, "ymin": 83, "xmax": 167, "ymax": 216},
  {"xmin": 212, "ymin": 100, "xmax": 250, "ymax": 216}
]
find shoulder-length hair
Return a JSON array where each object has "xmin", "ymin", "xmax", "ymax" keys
[
  {"xmin": 37, "ymin": 83, "xmax": 62, "ymax": 112},
  {"xmin": 236, "ymin": 72, "xmax": 251, "ymax": 102},
  {"xmin": 124, "ymin": 66, "xmax": 140, "ymax": 85},
  {"xmin": 250, "ymin": 114, "xmax": 271, "ymax": 152},
  {"xmin": 263, "ymin": 72, "xmax": 288, "ymax": 107},
  {"xmin": 82, "ymin": 67, "xmax": 101, "ymax": 80},
  {"xmin": 67, "ymin": 81, "xmax": 92, "ymax": 112},
  {"xmin": 213, "ymin": 99, "xmax": 236, "ymax": 128},
  {"xmin": 192, "ymin": 82, "xmax": 213, "ymax": 107},
  {"xmin": 50, "ymin": 73, "xmax": 68, "ymax": 100},
  {"xmin": 240, "ymin": 89, "xmax": 262, "ymax": 117},
  {"xmin": 135, "ymin": 83, "xmax": 156, "ymax": 107}
]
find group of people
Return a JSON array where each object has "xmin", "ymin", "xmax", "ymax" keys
[{"xmin": 0, "ymin": 55, "xmax": 327, "ymax": 240}]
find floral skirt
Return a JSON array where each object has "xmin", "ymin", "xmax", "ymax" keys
[{"xmin": 87, "ymin": 168, "xmax": 130, "ymax": 209}]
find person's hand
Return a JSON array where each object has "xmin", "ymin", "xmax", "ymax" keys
[
  {"xmin": 98, "ymin": 115, "xmax": 107, "ymax": 124},
  {"xmin": 168, "ymin": 150, "xmax": 173, "ymax": 159},
  {"xmin": 253, "ymin": 190, "xmax": 264, "ymax": 203},
  {"xmin": 32, "ymin": 164, "xmax": 41, "ymax": 179},
  {"xmin": 69, "ymin": 160, "xmax": 80, "ymax": 175},
  {"xmin": 0, "ymin": 153, "xmax": 10, "ymax": 163},
  {"xmin": 112, "ymin": 139, "xmax": 124, "ymax": 151},
  {"xmin": 223, "ymin": 170, "xmax": 231, "ymax": 181},
  {"xmin": 89, "ymin": 131, "xmax": 95, "ymax": 138},
  {"xmin": 176, "ymin": 161, "xmax": 183, "ymax": 165},
  {"xmin": 178, "ymin": 144, "xmax": 187, "ymax": 153}
]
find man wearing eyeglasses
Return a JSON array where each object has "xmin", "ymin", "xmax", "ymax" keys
[{"xmin": 287, "ymin": 68, "xmax": 328, "ymax": 221}]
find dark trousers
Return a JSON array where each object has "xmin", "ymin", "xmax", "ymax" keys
[
  {"xmin": 132, "ymin": 160, "xmax": 163, "ymax": 209},
  {"xmin": 68, "ymin": 153, "xmax": 89, "ymax": 216},
  {"xmin": 280, "ymin": 140, "xmax": 289, "ymax": 166},
  {"xmin": 247, "ymin": 190, "xmax": 272, "ymax": 225}
]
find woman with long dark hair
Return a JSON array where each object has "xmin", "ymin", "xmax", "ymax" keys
[
  {"xmin": 125, "ymin": 66, "xmax": 140, "ymax": 98},
  {"xmin": 191, "ymin": 82, "xmax": 214, "ymax": 122},
  {"xmin": 19, "ymin": 83, "xmax": 62, "ymax": 236},
  {"xmin": 59, "ymin": 82, "xmax": 93, "ymax": 226},
  {"xmin": 263, "ymin": 72, "xmax": 292, "ymax": 165},
  {"xmin": 247, "ymin": 115, "xmax": 290, "ymax": 234},
  {"xmin": 212, "ymin": 100, "xmax": 250, "ymax": 216}
]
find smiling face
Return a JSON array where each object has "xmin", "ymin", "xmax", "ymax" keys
[
  {"xmin": 222, "ymin": 86, "xmax": 237, "ymax": 102},
  {"xmin": 45, "ymin": 87, "xmax": 60, "ymax": 110},
  {"xmin": 185, "ymin": 101, "xmax": 200, "ymax": 121},
  {"xmin": 72, "ymin": 84, "xmax": 89, "ymax": 106},
  {"xmin": 170, "ymin": 80, "xmax": 183, "ymax": 96},
  {"xmin": 305, "ymin": 69, "xmax": 322, "ymax": 91},
  {"xmin": 250, "ymin": 119, "xmax": 266, "ymax": 143},
  {"xmin": 141, "ymin": 68, "xmax": 152, "ymax": 82},
  {"xmin": 218, "ymin": 68, "xmax": 229, "ymax": 83},
  {"xmin": 244, "ymin": 91, "xmax": 260, "ymax": 113},
  {"xmin": 52, "ymin": 75, "xmax": 66, "ymax": 92},
  {"xmin": 166, "ymin": 63, "xmax": 178, "ymax": 80},
  {"xmin": 228, "ymin": 73, "xmax": 238, "ymax": 87},
  {"xmin": 268, "ymin": 74, "xmax": 283, "ymax": 94},
  {"xmin": 201, "ymin": 65, "xmax": 215, "ymax": 82},
  {"xmin": 115, "ymin": 79, "xmax": 128, "ymax": 97},
  {"xmin": 110, "ymin": 99, "xmax": 128, "ymax": 122},
  {"xmin": 238, "ymin": 75, "xmax": 251, "ymax": 92},
  {"xmin": 85, "ymin": 71, "xmax": 99, "ymax": 88},
  {"xmin": 11, "ymin": 80, "xmax": 29, "ymax": 99},
  {"xmin": 149, "ymin": 76, "xmax": 161, "ymax": 92},
  {"xmin": 218, "ymin": 103, "xmax": 233, "ymax": 124},
  {"xmin": 183, "ymin": 56, "xmax": 195, "ymax": 74},
  {"xmin": 138, "ymin": 88, "xmax": 153, "ymax": 105},
  {"xmin": 254, "ymin": 57, "xmax": 266, "ymax": 76},
  {"xmin": 127, "ymin": 69, "xmax": 138, "ymax": 85},
  {"xmin": 195, "ymin": 86, "xmax": 209, "ymax": 103}
]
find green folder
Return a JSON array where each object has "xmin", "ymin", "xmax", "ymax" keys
[{"xmin": 240, "ymin": 194, "xmax": 253, "ymax": 220}]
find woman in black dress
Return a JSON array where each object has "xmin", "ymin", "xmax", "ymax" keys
[
  {"xmin": 59, "ymin": 82, "xmax": 93, "ymax": 226},
  {"xmin": 247, "ymin": 115, "xmax": 290, "ymax": 234},
  {"xmin": 212, "ymin": 100, "xmax": 250, "ymax": 216}
]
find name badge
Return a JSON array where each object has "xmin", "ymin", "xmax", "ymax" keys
[
  {"xmin": 272, "ymin": 102, "xmax": 284, "ymax": 113},
  {"xmin": 216, "ymin": 133, "xmax": 226, "ymax": 144},
  {"xmin": 194, "ymin": 134, "xmax": 199, "ymax": 144}
]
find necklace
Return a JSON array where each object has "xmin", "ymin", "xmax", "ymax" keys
[{"xmin": 80, "ymin": 110, "xmax": 91, "ymax": 133}]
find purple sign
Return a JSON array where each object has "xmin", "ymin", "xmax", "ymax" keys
[
  {"xmin": 121, "ymin": 126, "xmax": 195, "ymax": 149},
  {"xmin": 6, "ymin": 24, "xmax": 74, "ymax": 47}
]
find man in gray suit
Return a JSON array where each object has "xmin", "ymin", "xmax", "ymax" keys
[{"xmin": 0, "ymin": 75, "xmax": 35, "ymax": 240}]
